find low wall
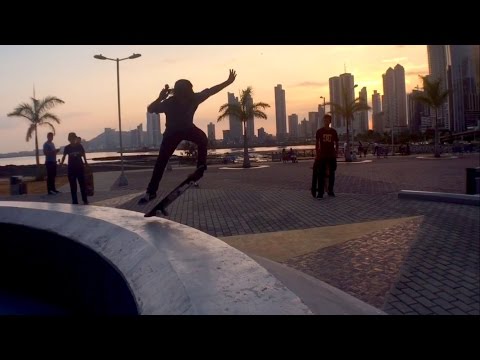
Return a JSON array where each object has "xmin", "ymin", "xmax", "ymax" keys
[{"xmin": 0, "ymin": 201, "xmax": 312, "ymax": 315}]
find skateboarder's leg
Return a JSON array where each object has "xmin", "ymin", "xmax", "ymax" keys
[
  {"xmin": 185, "ymin": 126, "xmax": 208, "ymax": 181},
  {"xmin": 147, "ymin": 133, "xmax": 181, "ymax": 195}
]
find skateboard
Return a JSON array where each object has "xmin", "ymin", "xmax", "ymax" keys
[
  {"xmin": 144, "ymin": 166, "xmax": 204, "ymax": 217},
  {"xmin": 84, "ymin": 165, "xmax": 94, "ymax": 196}
]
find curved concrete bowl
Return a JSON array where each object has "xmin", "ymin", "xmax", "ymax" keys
[{"xmin": 0, "ymin": 201, "xmax": 312, "ymax": 315}]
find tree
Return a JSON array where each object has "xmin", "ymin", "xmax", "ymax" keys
[
  {"xmin": 217, "ymin": 87, "xmax": 270, "ymax": 168},
  {"xmin": 413, "ymin": 75, "xmax": 450, "ymax": 157},
  {"xmin": 327, "ymin": 89, "xmax": 371, "ymax": 162},
  {"xmin": 8, "ymin": 96, "xmax": 65, "ymax": 179}
]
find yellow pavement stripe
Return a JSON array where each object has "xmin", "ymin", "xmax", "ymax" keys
[{"xmin": 220, "ymin": 216, "xmax": 423, "ymax": 262}]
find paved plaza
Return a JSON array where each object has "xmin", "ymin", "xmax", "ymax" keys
[{"xmin": 2, "ymin": 153, "xmax": 479, "ymax": 315}]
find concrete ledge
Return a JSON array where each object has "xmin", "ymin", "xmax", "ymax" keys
[
  {"xmin": 398, "ymin": 190, "xmax": 480, "ymax": 206},
  {"xmin": 0, "ymin": 201, "xmax": 311, "ymax": 315}
]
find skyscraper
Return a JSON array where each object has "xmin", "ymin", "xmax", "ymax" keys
[
  {"xmin": 355, "ymin": 87, "xmax": 368, "ymax": 134},
  {"xmin": 329, "ymin": 73, "xmax": 355, "ymax": 134},
  {"xmin": 227, "ymin": 92, "xmax": 242, "ymax": 144},
  {"xmin": 427, "ymin": 45, "xmax": 449, "ymax": 129},
  {"xmin": 207, "ymin": 122, "xmax": 216, "ymax": 141},
  {"xmin": 408, "ymin": 89, "xmax": 430, "ymax": 134},
  {"xmin": 448, "ymin": 45, "xmax": 480, "ymax": 131},
  {"xmin": 382, "ymin": 64, "xmax": 407, "ymax": 130},
  {"xmin": 288, "ymin": 114, "xmax": 299, "ymax": 138},
  {"xmin": 274, "ymin": 84, "xmax": 287, "ymax": 140},
  {"xmin": 372, "ymin": 90, "xmax": 383, "ymax": 132},
  {"xmin": 146, "ymin": 112, "xmax": 161, "ymax": 147}
]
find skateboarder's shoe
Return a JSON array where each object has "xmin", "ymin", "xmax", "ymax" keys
[
  {"xmin": 188, "ymin": 165, "xmax": 206, "ymax": 182},
  {"xmin": 138, "ymin": 192, "xmax": 157, "ymax": 204}
]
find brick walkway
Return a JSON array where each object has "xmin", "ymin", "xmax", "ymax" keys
[{"xmin": 2, "ymin": 154, "xmax": 479, "ymax": 314}]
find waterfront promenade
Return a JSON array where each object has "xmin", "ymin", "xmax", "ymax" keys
[{"xmin": 1, "ymin": 153, "xmax": 479, "ymax": 315}]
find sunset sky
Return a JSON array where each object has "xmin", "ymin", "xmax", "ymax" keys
[{"xmin": 0, "ymin": 45, "xmax": 428, "ymax": 153}]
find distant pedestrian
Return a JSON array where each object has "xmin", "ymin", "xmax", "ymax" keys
[
  {"xmin": 43, "ymin": 132, "xmax": 60, "ymax": 195},
  {"xmin": 60, "ymin": 132, "xmax": 89, "ymax": 205},
  {"xmin": 315, "ymin": 114, "xmax": 339, "ymax": 198}
]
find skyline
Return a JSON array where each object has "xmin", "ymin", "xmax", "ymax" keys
[{"xmin": 0, "ymin": 45, "xmax": 429, "ymax": 153}]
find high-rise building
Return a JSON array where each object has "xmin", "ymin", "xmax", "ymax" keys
[
  {"xmin": 227, "ymin": 92, "xmax": 242, "ymax": 144},
  {"xmin": 274, "ymin": 84, "xmax": 287, "ymax": 140},
  {"xmin": 372, "ymin": 90, "xmax": 383, "ymax": 132},
  {"xmin": 317, "ymin": 104, "xmax": 326, "ymax": 129},
  {"xmin": 448, "ymin": 45, "xmax": 480, "ymax": 131},
  {"xmin": 207, "ymin": 122, "xmax": 216, "ymax": 141},
  {"xmin": 308, "ymin": 112, "xmax": 319, "ymax": 137},
  {"xmin": 146, "ymin": 112, "xmax": 161, "ymax": 147},
  {"xmin": 408, "ymin": 89, "xmax": 430, "ymax": 134},
  {"xmin": 383, "ymin": 64, "xmax": 407, "ymax": 131},
  {"xmin": 258, "ymin": 127, "xmax": 266, "ymax": 144},
  {"xmin": 288, "ymin": 114, "xmax": 299, "ymax": 138},
  {"xmin": 427, "ymin": 45, "xmax": 450, "ymax": 129},
  {"xmin": 329, "ymin": 73, "xmax": 355, "ymax": 134},
  {"xmin": 354, "ymin": 87, "xmax": 368, "ymax": 134}
]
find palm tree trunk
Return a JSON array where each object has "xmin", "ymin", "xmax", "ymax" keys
[
  {"xmin": 434, "ymin": 108, "xmax": 440, "ymax": 158},
  {"xmin": 345, "ymin": 117, "xmax": 352, "ymax": 162},
  {"xmin": 242, "ymin": 121, "xmax": 250, "ymax": 168},
  {"xmin": 34, "ymin": 124, "xmax": 42, "ymax": 180}
]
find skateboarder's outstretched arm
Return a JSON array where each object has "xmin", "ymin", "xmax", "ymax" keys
[
  {"xmin": 147, "ymin": 85, "xmax": 171, "ymax": 114},
  {"xmin": 205, "ymin": 69, "xmax": 236, "ymax": 96}
]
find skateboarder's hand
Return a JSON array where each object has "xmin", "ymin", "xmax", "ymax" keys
[
  {"xmin": 227, "ymin": 69, "xmax": 236, "ymax": 84},
  {"xmin": 159, "ymin": 84, "xmax": 170, "ymax": 100}
]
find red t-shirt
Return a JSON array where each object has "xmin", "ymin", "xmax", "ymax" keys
[{"xmin": 316, "ymin": 127, "xmax": 338, "ymax": 158}]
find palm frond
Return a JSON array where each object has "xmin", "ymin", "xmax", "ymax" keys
[
  {"xmin": 38, "ymin": 96, "xmax": 65, "ymax": 112},
  {"xmin": 25, "ymin": 124, "xmax": 36, "ymax": 141},
  {"xmin": 39, "ymin": 122, "xmax": 57, "ymax": 134},
  {"xmin": 39, "ymin": 113, "xmax": 61, "ymax": 124}
]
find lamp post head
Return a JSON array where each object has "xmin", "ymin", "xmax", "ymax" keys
[
  {"xmin": 94, "ymin": 54, "xmax": 107, "ymax": 60},
  {"xmin": 129, "ymin": 53, "xmax": 141, "ymax": 59}
]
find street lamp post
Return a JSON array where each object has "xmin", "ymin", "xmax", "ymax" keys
[
  {"xmin": 94, "ymin": 53, "xmax": 141, "ymax": 186},
  {"xmin": 319, "ymin": 95, "xmax": 326, "ymax": 128}
]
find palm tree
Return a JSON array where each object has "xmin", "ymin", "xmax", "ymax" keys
[
  {"xmin": 217, "ymin": 87, "xmax": 270, "ymax": 168},
  {"xmin": 327, "ymin": 89, "xmax": 370, "ymax": 162},
  {"xmin": 8, "ymin": 96, "xmax": 65, "ymax": 178},
  {"xmin": 413, "ymin": 75, "xmax": 449, "ymax": 158}
]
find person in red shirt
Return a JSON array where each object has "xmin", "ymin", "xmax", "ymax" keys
[{"xmin": 315, "ymin": 114, "xmax": 339, "ymax": 198}]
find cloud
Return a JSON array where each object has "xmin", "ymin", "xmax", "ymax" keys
[
  {"xmin": 382, "ymin": 57, "xmax": 408, "ymax": 63},
  {"xmin": 61, "ymin": 111, "xmax": 93, "ymax": 119},
  {"xmin": 293, "ymin": 81, "xmax": 329, "ymax": 87},
  {"xmin": 406, "ymin": 70, "xmax": 428, "ymax": 76}
]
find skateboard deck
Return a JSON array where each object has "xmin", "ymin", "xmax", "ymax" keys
[
  {"xmin": 144, "ymin": 167, "xmax": 204, "ymax": 217},
  {"xmin": 84, "ymin": 166, "xmax": 94, "ymax": 196}
]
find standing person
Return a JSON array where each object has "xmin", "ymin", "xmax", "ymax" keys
[
  {"xmin": 43, "ymin": 132, "xmax": 60, "ymax": 195},
  {"xmin": 60, "ymin": 132, "xmax": 89, "ymax": 205},
  {"xmin": 139, "ymin": 69, "xmax": 237, "ymax": 204},
  {"xmin": 315, "ymin": 114, "xmax": 339, "ymax": 198}
]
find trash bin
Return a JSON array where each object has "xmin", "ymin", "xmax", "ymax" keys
[
  {"xmin": 466, "ymin": 167, "xmax": 480, "ymax": 194},
  {"xmin": 10, "ymin": 176, "xmax": 23, "ymax": 195}
]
